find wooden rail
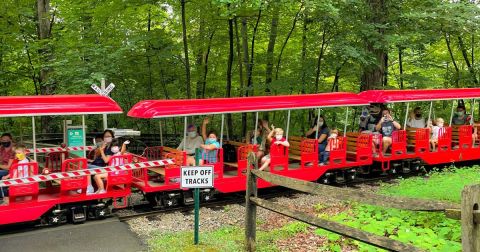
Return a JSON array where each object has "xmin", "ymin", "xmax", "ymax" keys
[{"xmin": 244, "ymin": 153, "xmax": 480, "ymax": 252}]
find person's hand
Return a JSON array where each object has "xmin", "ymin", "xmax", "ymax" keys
[
  {"xmin": 261, "ymin": 120, "xmax": 269, "ymax": 129},
  {"xmin": 200, "ymin": 144, "xmax": 206, "ymax": 149},
  {"xmin": 123, "ymin": 140, "xmax": 130, "ymax": 145},
  {"xmin": 271, "ymin": 124, "xmax": 275, "ymax": 130},
  {"xmin": 275, "ymin": 141, "xmax": 281, "ymax": 145},
  {"xmin": 409, "ymin": 111, "xmax": 415, "ymax": 119},
  {"xmin": 100, "ymin": 143, "xmax": 107, "ymax": 152},
  {"xmin": 312, "ymin": 124, "xmax": 319, "ymax": 131},
  {"xmin": 203, "ymin": 117, "xmax": 210, "ymax": 125}
]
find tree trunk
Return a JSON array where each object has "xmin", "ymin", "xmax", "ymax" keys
[
  {"xmin": 234, "ymin": 17, "xmax": 244, "ymax": 97},
  {"xmin": 458, "ymin": 36, "xmax": 478, "ymax": 85},
  {"xmin": 445, "ymin": 33, "xmax": 460, "ymax": 87},
  {"xmin": 398, "ymin": 47, "xmax": 404, "ymax": 89},
  {"xmin": 301, "ymin": 5, "xmax": 308, "ymax": 94},
  {"xmin": 146, "ymin": 7, "xmax": 153, "ymax": 98},
  {"xmin": 265, "ymin": 4, "xmax": 279, "ymax": 94},
  {"xmin": 314, "ymin": 27, "xmax": 327, "ymax": 93},
  {"xmin": 360, "ymin": 0, "xmax": 387, "ymax": 91},
  {"xmin": 226, "ymin": 15, "xmax": 234, "ymax": 137},
  {"xmin": 241, "ymin": 17, "xmax": 250, "ymax": 137},
  {"xmin": 180, "ymin": 0, "xmax": 191, "ymax": 98},
  {"xmin": 275, "ymin": 4, "xmax": 302, "ymax": 81},
  {"xmin": 201, "ymin": 30, "xmax": 215, "ymax": 98},
  {"xmin": 247, "ymin": 8, "xmax": 262, "ymax": 97},
  {"xmin": 195, "ymin": 18, "xmax": 205, "ymax": 98}
]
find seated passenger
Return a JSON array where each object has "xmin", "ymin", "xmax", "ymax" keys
[
  {"xmin": 177, "ymin": 124, "xmax": 204, "ymax": 166},
  {"xmin": 259, "ymin": 126, "xmax": 290, "ymax": 171},
  {"xmin": 0, "ymin": 133, "xmax": 15, "ymax": 179},
  {"xmin": 407, "ymin": 107, "xmax": 426, "ymax": 129},
  {"xmin": 306, "ymin": 116, "xmax": 330, "ymax": 164},
  {"xmin": 246, "ymin": 120, "xmax": 270, "ymax": 159},
  {"xmin": 375, "ymin": 109, "xmax": 401, "ymax": 154},
  {"xmin": 2, "ymin": 145, "xmax": 30, "ymax": 180},
  {"xmin": 199, "ymin": 118, "xmax": 220, "ymax": 165},
  {"xmin": 93, "ymin": 139, "xmax": 129, "ymax": 194},
  {"xmin": 452, "ymin": 102, "xmax": 468, "ymax": 125},
  {"xmin": 428, "ymin": 118, "xmax": 444, "ymax": 152},
  {"xmin": 321, "ymin": 128, "xmax": 340, "ymax": 165}
]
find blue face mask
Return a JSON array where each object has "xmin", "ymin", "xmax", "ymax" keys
[{"xmin": 205, "ymin": 138, "xmax": 217, "ymax": 144}]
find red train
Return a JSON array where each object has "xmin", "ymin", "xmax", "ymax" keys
[{"xmin": 1, "ymin": 88, "xmax": 480, "ymax": 226}]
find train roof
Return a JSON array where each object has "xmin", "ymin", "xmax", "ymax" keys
[
  {"xmin": 0, "ymin": 94, "xmax": 123, "ymax": 117},
  {"xmin": 359, "ymin": 88, "xmax": 480, "ymax": 103},
  {"xmin": 127, "ymin": 92, "xmax": 369, "ymax": 118}
]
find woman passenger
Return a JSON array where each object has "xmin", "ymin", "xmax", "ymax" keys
[
  {"xmin": 246, "ymin": 119, "xmax": 270, "ymax": 159},
  {"xmin": 200, "ymin": 118, "xmax": 220, "ymax": 165},
  {"xmin": 87, "ymin": 129, "xmax": 115, "ymax": 194},
  {"xmin": 306, "ymin": 116, "xmax": 330, "ymax": 165}
]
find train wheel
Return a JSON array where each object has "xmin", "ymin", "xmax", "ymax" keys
[{"xmin": 145, "ymin": 193, "xmax": 160, "ymax": 207}]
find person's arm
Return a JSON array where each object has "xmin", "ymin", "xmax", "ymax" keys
[
  {"xmin": 99, "ymin": 144, "xmax": 111, "ymax": 163},
  {"xmin": 177, "ymin": 138, "xmax": 185, "ymax": 150},
  {"xmin": 318, "ymin": 133, "xmax": 328, "ymax": 144},
  {"xmin": 202, "ymin": 117, "xmax": 209, "ymax": 140},
  {"xmin": 305, "ymin": 125, "xmax": 317, "ymax": 137},
  {"xmin": 0, "ymin": 158, "xmax": 13, "ymax": 170},
  {"xmin": 375, "ymin": 117, "xmax": 384, "ymax": 131},
  {"xmin": 246, "ymin": 130, "xmax": 252, "ymax": 144},
  {"xmin": 261, "ymin": 120, "xmax": 271, "ymax": 135},
  {"xmin": 393, "ymin": 120, "xmax": 401, "ymax": 130},
  {"xmin": 120, "ymin": 140, "xmax": 130, "ymax": 155},
  {"xmin": 279, "ymin": 140, "xmax": 290, "ymax": 147},
  {"xmin": 267, "ymin": 125, "xmax": 275, "ymax": 142}
]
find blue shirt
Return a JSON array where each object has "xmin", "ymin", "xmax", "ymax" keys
[{"xmin": 202, "ymin": 140, "xmax": 220, "ymax": 163}]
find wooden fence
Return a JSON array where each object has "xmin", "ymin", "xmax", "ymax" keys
[{"xmin": 244, "ymin": 154, "xmax": 480, "ymax": 252}]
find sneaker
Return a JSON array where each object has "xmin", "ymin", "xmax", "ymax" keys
[
  {"xmin": 319, "ymin": 163, "xmax": 325, "ymax": 166},
  {"xmin": 95, "ymin": 189, "xmax": 106, "ymax": 194},
  {"xmin": 86, "ymin": 185, "xmax": 94, "ymax": 195},
  {"xmin": 76, "ymin": 189, "xmax": 82, "ymax": 194}
]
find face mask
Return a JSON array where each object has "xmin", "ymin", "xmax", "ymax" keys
[
  {"xmin": 1, "ymin": 141, "xmax": 11, "ymax": 148},
  {"xmin": 330, "ymin": 133, "xmax": 338, "ymax": 138},
  {"xmin": 16, "ymin": 153, "xmax": 25, "ymax": 160},
  {"xmin": 318, "ymin": 122, "xmax": 324, "ymax": 127},
  {"xmin": 206, "ymin": 138, "xmax": 217, "ymax": 144},
  {"xmin": 104, "ymin": 137, "xmax": 113, "ymax": 143},
  {"xmin": 455, "ymin": 111, "xmax": 465, "ymax": 116},
  {"xmin": 437, "ymin": 123, "xmax": 444, "ymax": 127},
  {"xmin": 188, "ymin": 132, "xmax": 197, "ymax": 138},
  {"xmin": 95, "ymin": 141, "xmax": 103, "ymax": 147},
  {"xmin": 111, "ymin": 146, "xmax": 120, "ymax": 154},
  {"xmin": 415, "ymin": 113, "xmax": 422, "ymax": 118},
  {"xmin": 275, "ymin": 135, "xmax": 283, "ymax": 141}
]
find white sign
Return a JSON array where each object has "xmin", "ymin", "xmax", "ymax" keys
[
  {"xmin": 91, "ymin": 84, "xmax": 103, "ymax": 95},
  {"xmin": 103, "ymin": 83, "xmax": 115, "ymax": 96},
  {"xmin": 181, "ymin": 166, "xmax": 214, "ymax": 189}
]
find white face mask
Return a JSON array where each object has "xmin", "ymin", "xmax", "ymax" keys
[
  {"xmin": 275, "ymin": 135, "xmax": 283, "ymax": 141},
  {"xmin": 104, "ymin": 137, "xmax": 113, "ymax": 143},
  {"xmin": 318, "ymin": 121, "xmax": 324, "ymax": 127},
  {"xmin": 437, "ymin": 123, "xmax": 444, "ymax": 127},
  {"xmin": 188, "ymin": 131, "xmax": 197, "ymax": 138},
  {"xmin": 330, "ymin": 133, "xmax": 338, "ymax": 138},
  {"xmin": 111, "ymin": 146, "xmax": 120, "ymax": 154}
]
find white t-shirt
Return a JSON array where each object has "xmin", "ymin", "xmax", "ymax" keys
[
  {"xmin": 177, "ymin": 136, "xmax": 204, "ymax": 155},
  {"xmin": 431, "ymin": 126, "xmax": 441, "ymax": 140},
  {"xmin": 407, "ymin": 118, "xmax": 426, "ymax": 128}
]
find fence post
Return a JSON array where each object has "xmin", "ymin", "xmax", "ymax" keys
[
  {"xmin": 245, "ymin": 153, "xmax": 258, "ymax": 252},
  {"xmin": 461, "ymin": 184, "xmax": 480, "ymax": 252}
]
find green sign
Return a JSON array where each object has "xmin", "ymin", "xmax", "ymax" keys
[{"xmin": 67, "ymin": 127, "xmax": 84, "ymax": 157}]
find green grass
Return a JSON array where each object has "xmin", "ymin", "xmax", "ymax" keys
[
  {"xmin": 148, "ymin": 222, "xmax": 309, "ymax": 252},
  {"xmin": 379, "ymin": 166, "xmax": 480, "ymax": 203},
  {"xmin": 314, "ymin": 166, "xmax": 480, "ymax": 251}
]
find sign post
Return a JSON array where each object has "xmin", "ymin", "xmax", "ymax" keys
[
  {"xmin": 91, "ymin": 78, "xmax": 115, "ymax": 130},
  {"xmin": 180, "ymin": 148, "xmax": 214, "ymax": 245}
]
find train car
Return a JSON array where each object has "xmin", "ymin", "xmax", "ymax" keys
[
  {"xmin": 127, "ymin": 92, "xmax": 374, "ymax": 206},
  {"xmin": 0, "ymin": 94, "xmax": 132, "ymax": 226},
  {"xmin": 359, "ymin": 88, "xmax": 480, "ymax": 170}
]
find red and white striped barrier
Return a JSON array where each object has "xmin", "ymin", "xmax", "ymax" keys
[
  {"xmin": 0, "ymin": 159, "xmax": 175, "ymax": 187},
  {"xmin": 27, "ymin": 146, "xmax": 96, "ymax": 153}
]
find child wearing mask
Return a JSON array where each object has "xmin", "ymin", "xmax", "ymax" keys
[
  {"xmin": 428, "ymin": 118, "xmax": 444, "ymax": 152},
  {"xmin": 93, "ymin": 139, "xmax": 129, "ymax": 194},
  {"xmin": 200, "ymin": 118, "xmax": 220, "ymax": 165},
  {"xmin": 259, "ymin": 126, "xmax": 290, "ymax": 171},
  {"xmin": 322, "ymin": 128, "xmax": 340, "ymax": 165},
  {"xmin": 2, "ymin": 145, "xmax": 31, "ymax": 180}
]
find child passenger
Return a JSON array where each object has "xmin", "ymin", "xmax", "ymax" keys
[
  {"xmin": 322, "ymin": 128, "xmax": 340, "ymax": 165},
  {"xmin": 259, "ymin": 125, "xmax": 290, "ymax": 171},
  {"xmin": 429, "ymin": 118, "xmax": 444, "ymax": 152},
  {"xmin": 2, "ymin": 145, "xmax": 30, "ymax": 180},
  {"xmin": 93, "ymin": 139, "xmax": 129, "ymax": 194},
  {"xmin": 200, "ymin": 117, "xmax": 220, "ymax": 165}
]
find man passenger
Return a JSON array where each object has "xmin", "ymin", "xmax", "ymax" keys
[
  {"xmin": 376, "ymin": 109, "xmax": 402, "ymax": 154},
  {"xmin": 407, "ymin": 107, "xmax": 426, "ymax": 129}
]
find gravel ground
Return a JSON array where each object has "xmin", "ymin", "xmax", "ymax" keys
[{"xmin": 125, "ymin": 182, "xmax": 383, "ymax": 242}]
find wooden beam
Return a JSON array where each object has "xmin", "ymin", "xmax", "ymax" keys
[
  {"xmin": 251, "ymin": 169, "xmax": 460, "ymax": 211},
  {"xmin": 250, "ymin": 197, "xmax": 423, "ymax": 252},
  {"xmin": 461, "ymin": 184, "xmax": 480, "ymax": 252},
  {"xmin": 245, "ymin": 154, "xmax": 258, "ymax": 252}
]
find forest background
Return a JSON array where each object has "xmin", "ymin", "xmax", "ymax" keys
[{"xmin": 1, "ymin": 0, "xmax": 480, "ymax": 139}]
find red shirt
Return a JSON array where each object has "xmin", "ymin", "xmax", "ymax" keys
[{"xmin": 0, "ymin": 147, "xmax": 14, "ymax": 167}]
